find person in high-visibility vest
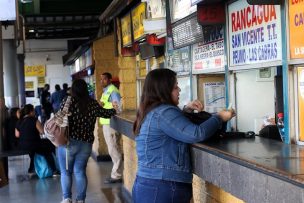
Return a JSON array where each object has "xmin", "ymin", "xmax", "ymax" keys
[{"xmin": 99, "ymin": 72, "xmax": 123, "ymax": 184}]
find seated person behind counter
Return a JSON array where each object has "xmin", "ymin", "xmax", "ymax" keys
[{"xmin": 132, "ymin": 68, "xmax": 235, "ymax": 203}]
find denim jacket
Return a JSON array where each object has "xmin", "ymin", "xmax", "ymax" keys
[{"xmin": 136, "ymin": 104, "xmax": 222, "ymax": 183}]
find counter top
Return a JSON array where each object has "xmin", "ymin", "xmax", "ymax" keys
[
  {"xmin": 110, "ymin": 110, "xmax": 304, "ymax": 189},
  {"xmin": 193, "ymin": 138, "xmax": 304, "ymax": 187}
]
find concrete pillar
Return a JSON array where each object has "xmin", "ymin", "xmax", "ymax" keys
[
  {"xmin": 0, "ymin": 23, "xmax": 4, "ymax": 152},
  {"xmin": 3, "ymin": 40, "xmax": 18, "ymax": 108},
  {"xmin": 17, "ymin": 54, "xmax": 25, "ymax": 106}
]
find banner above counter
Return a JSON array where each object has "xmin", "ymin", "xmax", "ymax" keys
[
  {"xmin": 228, "ymin": 0, "xmax": 282, "ymax": 69},
  {"xmin": 121, "ymin": 13, "xmax": 132, "ymax": 47},
  {"xmin": 132, "ymin": 2, "xmax": 146, "ymax": 41}
]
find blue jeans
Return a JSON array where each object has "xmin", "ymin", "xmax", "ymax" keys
[
  {"xmin": 57, "ymin": 139, "xmax": 92, "ymax": 201},
  {"xmin": 132, "ymin": 176, "xmax": 192, "ymax": 203}
]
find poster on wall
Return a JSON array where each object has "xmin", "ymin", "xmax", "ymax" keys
[
  {"xmin": 192, "ymin": 25, "xmax": 225, "ymax": 74},
  {"xmin": 203, "ymin": 82, "xmax": 225, "ymax": 113},
  {"xmin": 25, "ymin": 81, "xmax": 34, "ymax": 90},
  {"xmin": 298, "ymin": 67, "xmax": 304, "ymax": 141},
  {"xmin": 24, "ymin": 65, "xmax": 46, "ymax": 77},
  {"xmin": 37, "ymin": 77, "xmax": 45, "ymax": 87},
  {"xmin": 132, "ymin": 2, "xmax": 146, "ymax": 41},
  {"xmin": 228, "ymin": 0, "xmax": 282, "ymax": 68},
  {"xmin": 121, "ymin": 13, "xmax": 132, "ymax": 47},
  {"xmin": 167, "ymin": 46, "xmax": 191, "ymax": 75},
  {"xmin": 147, "ymin": 0, "xmax": 166, "ymax": 19},
  {"xmin": 172, "ymin": 0, "xmax": 197, "ymax": 22},
  {"xmin": 177, "ymin": 76, "xmax": 191, "ymax": 109},
  {"xmin": 288, "ymin": 0, "xmax": 304, "ymax": 59}
]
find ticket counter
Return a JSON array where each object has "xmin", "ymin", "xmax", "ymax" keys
[{"xmin": 111, "ymin": 111, "xmax": 304, "ymax": 203}]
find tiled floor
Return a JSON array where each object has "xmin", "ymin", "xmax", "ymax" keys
[{"xmin": 0, "ymin": 156, "xmax": 127, "ymax": 203}]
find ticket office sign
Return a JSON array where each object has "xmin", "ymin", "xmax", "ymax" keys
[
  {"xmin": 192, "ymin": 25, "xmax": 225, "ymax": 73},
  {"xmin": 132, "ymin": 2, "xmax": 146, "ymax": 41},
  {"xmin": 228, "ymin": 0, "xmax": 282, "ymax": 68},
  {"xmin": 121, "ymin": 13, "xmax": 132, "ymax": 47},
  {"xmin": 289, "ymin": 0, "xmax": 304, "ymax": 59}
]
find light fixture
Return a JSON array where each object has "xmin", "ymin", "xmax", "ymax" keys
[{"xmin": 29, "ymin": 29, "xmax": 34, "ymax": 33}]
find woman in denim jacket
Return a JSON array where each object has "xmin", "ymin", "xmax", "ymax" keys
[{"xmin": 132, "ymin": 68, "xmax": 235, "ymax": 203}]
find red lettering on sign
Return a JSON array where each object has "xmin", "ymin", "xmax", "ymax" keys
[{"xmin": 231, "ymin": 5, "xmax": 276, "ymax": 32}]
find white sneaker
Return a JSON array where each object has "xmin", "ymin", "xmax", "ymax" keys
[
  {"xmin": 75, "ymin": 200, "xmax": 84, "ymax": 203},
  {"xmin": 61, "ymin": 198, "xmax": 72, "ymax": 203}
]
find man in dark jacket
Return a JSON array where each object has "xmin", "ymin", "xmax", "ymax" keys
[{"xmin": 40, "ymin": 84, "xmax": 52, "ymax": 124}]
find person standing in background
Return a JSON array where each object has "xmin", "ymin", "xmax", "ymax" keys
[
  {"xmin": 60, "ymin": 83, "xmax": 68, "ymax": 99},
  {"xmin": 40, "ymin": 84, "xmax": 52, "ymax": 124},
  {"xmin": 50, "ymin": 84, "xmax": 62, "ymax": 113},
  {"xmin": 99, "ymin": 72, "xmax": 123, "ymax": 184}
]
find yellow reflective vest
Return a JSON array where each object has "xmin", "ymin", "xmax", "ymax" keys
[{"xmin": 99, "ymin": 84, "xmax": 120, "ymax": 125}]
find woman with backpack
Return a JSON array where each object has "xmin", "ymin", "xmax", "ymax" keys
[
  {"xmin": 57, "ymin": 79, "xmax": 117, "ymax": 203},
  {"xmin": 15, "ymin": 104, "xmax": 57, "ymax": 175}
]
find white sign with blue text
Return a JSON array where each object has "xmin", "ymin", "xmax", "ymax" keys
[
  {"xmin": 192, "ymin": 25, "xmax": 225, "ymax": 74},
  {"xmin": 228, "ymin": 0, "xmax": 282, "ymax": 68}
]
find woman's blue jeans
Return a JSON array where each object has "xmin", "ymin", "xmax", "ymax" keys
[
  {"xmin": 57, "ymin": 139, "xmax": 92, "ymax": 201},
  {"xmin": 132, "ymin": 176, "xmax": 192, "ymax": 203}
]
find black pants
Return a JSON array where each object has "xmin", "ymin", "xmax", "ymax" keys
[{"xmin": 20, "ymin": 140, "xmax": 56, "ymax": 172}]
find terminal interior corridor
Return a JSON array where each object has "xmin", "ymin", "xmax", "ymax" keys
[{"xmin": 0, "ymin": 156, "xmax": 126, "ymax": 203}]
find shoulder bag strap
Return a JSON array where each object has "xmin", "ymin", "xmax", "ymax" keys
[{"xmin": 62, "ymin": 96, "xmax": 71, "ymax": 113}]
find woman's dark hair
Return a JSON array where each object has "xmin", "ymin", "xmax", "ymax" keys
[
  {"xmin": 133, "ymin": 68, "xmax": 177, "ymax": 135},
  {"xmin": 10, "ymin": 107, "xmax": 20, "ymax": 119},
  {"xmin": 20, "ymin": 104, "xmax": 34, "ymax": 120},
  {"xmin": 71, "ymin": 79, "xmax": 90, "ymax": 114}
]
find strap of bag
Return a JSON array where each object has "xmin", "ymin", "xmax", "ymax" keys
[{"xmin": 62, "ymin": 96, "xmax": 71, "ymax": 113}]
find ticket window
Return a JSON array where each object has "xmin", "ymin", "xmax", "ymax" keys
[
  {"xmin": 234, "ymin": 67, "xmax": 277, "ymax": 134},
  {"xmin": 177, "ymin": 76, "xmax": 192, "ymax": 109}
]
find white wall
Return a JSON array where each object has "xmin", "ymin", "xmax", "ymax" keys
[
  {"xmin": 24, "ymin": 39, "xmax": 71, "ymax": 106},
  {"xmin": 235, "ymin": 68, "xmax": 275, "ymax": 133}
]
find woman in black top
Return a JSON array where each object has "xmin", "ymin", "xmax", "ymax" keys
[
  {"xmin": 58, "ymin": 79, "xmax": 117, "ymax": 203},
  {"xmin": 15, "ymin": 104, "xmax": 57, "ymax": 174}
]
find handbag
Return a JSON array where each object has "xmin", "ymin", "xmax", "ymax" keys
[
  {"xmin": 183, "ymin": 111, "xmax": 254, "ymax": 142},
  {"xmin": 34, "ymin": 154, "xmax": 53, "ymax": 179},
  {"xmin": 44, "ymin": 96, "xmax": 71, "ymax": 147}
]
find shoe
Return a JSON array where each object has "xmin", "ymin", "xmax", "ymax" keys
[
  {"xmin": 61, "ymin": 198, "xmax": 72, "ymax": 203},
  {"xmin": 52, "ymin": 170, "xmax": 61, "ymax": 177},
  {"xmin": 104, "ymin": 177, "xmax": 122, "ymax": 184},
  {"xmin": 75, "ymin": 200, "xmax": 85, "ymax": 203},
  {"xmin": 28, "ymin": 169, "xmax": 36, "ymax": 176}
]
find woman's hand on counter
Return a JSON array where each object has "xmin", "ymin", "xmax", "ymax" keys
[{"xmin": 217, "ymin": 109, "xmax": 236, "ymax": 122}]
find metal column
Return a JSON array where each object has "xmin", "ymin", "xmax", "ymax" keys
[
  {"xmin": 0, "ymin": 22, "xmax": 4, "ymax": 152},
  {"xmin": 3, "ymin": 40, "xmax": 18, "ymax": 108}
]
